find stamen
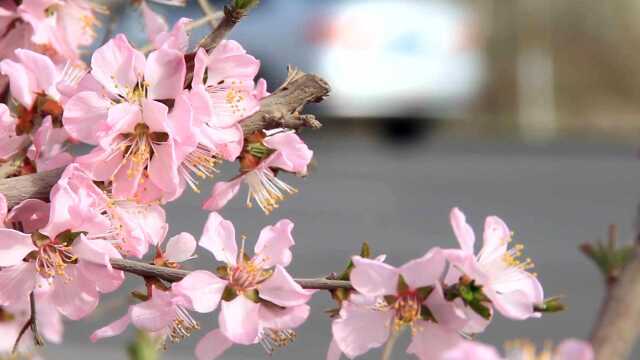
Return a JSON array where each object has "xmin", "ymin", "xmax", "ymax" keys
[
  {"xmin": 259, "ymin": 328, "xmax": 296, "ymax": 355},
  {"xmin": 179, "ymin": 145, "xmax": 221, "ymax": 193},
  {"xmin": 168, "ymin": 305, "xmax": 199, "ymax": 343},
  {"xmin": 244, "ymin": 169, "xmax": 298, "ymax": 214}
]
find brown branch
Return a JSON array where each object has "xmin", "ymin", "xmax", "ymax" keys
[
  {"xmin": 196, "ymin": 4, "xmax": 245, "ymax": 53},
  {"xmin": 0, "ymin": 167, "xmax": 63, "ymax": 208},
  {"xmin": 12, "ymin": 291, "xmax": 44, "ymax": 355},
  {"xmin": 590, "ymin": 247, "xmax": 640, "ymax": 359},
  {"xmin": 110, "ymin": 258, "xmax": 353, "ymax": 290},
  {"xmin": 0, "ymin": 67, "xmax": 329, "ymax": 208}
]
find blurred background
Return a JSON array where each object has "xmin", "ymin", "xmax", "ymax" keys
[{"xmin": 49, "ymin": 0, "xmax": 640, "ymax": 358}]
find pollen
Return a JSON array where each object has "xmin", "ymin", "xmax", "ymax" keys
[
  {"xmin": 244, "ymin": 169, "xmax": 298, "ymax": 214},
  {"xmin": 502, "ymin": 243, "xmax": 535, "ymax": 271}
]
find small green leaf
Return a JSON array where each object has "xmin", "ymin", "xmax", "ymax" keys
[
  {"xmin": 244, "ymin": 289, "xmax": 260, "ymax": 303},
  {"xmin": 216, "ymin": 265, "xmax": 229, "ymax": 279},
  {"xmin": 416, "ymin": 286, "xmax": 434, "ymax": 302},
  {"xmin": 384, "ymin": 295, "xmax": 398, "ymax": 305},
  {"xmin": 233, "ymin": 0, "xmax": 260, "ymax": 10},
  {"xmin": 221, "ymin": 286, "xmax": 238, "ymax": 302},
  {"xmin": 420, "ymin": 305, "xmax": 437, "ymax": 323},
  {"xmin": 469, "ymin": 301, "xmax": 492, "ymax": 320},
  {"xmin": 397, "ymin": 274, "xmax": 410, "ymax": 294},
  {"xmin": 534, "ymin": 296, "xmax": 566, "ymax": 313},
  {"xmin": 131, "ymin": 291, "xmax": 149, "ymax": 302},
  {"xmin": 360, "ymin": 242, "xmax": 371, "ymax": 258}
]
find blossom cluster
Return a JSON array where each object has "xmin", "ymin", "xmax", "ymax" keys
[{"xmin": 0, "ymin": 1, "xmax": 593, "ymax": 360}]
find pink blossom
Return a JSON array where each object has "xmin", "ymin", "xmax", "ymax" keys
[
  {"xmin": 330, "ymin": 249, "xmax": 447, "ymax": 359},
  {"xmin": 440, "ymin": 338, "xmax": 593, "ymax": 360},
  {"xmin": 445, "ymin": 208, "xmax": 544, "ymax": 321},
  {"xmin": 15, "ymin": 0, "xmax": 104, "ymax": 62},
  {"xmin": 203, "ymin": 131, "xmax": 313, "ymax": 214},
  {"xmin": 171, "ymin": 212, "xmax": 313, "ymax": 359},
  {"xmin": 92, "ymin": 233, "xmax": 198, "ymax": 346},
  {"xmin": 0, "ymin": 165, "xmax": 125, "ymax": 320},
  {"xmin": 63, "ymin": 34, "xmax": 199, "ymax": 202},
  {"xmin": 177, "ymin": 42, "xmax": 266, "ymax": 193}
]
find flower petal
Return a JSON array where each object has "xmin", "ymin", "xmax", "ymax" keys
[
  {"xmin": 350, "ymin": 256, "xmax": 398, "ymax": 297},
  {"xmin": 202, "ymin": 177, "xmax": 243, "ymax": 211},
  {"xmin": 51, "ymin": 266, "xmax": 99, "ymax": 320},
  {"xmin": 478, "ymin": 215, "xmax": 511, "ymax": 263},
  {"xmin": 195, "ymin": 329, "xmax": 233, "ymax": 360},
  {"xmin": 332, "ymin": 301, "xmax": 392, "ymax": 358},
  {"xmin": 327, "ymin": 338, "xmax": 343, "ymax": 360},
  {"xmin": 258, "ymin": 265, "xmax": 313, "ymax": 307},
  {"xmin": 263, "ymin": 132, "xmax": 313, "ymax": 174},
  {"xmin": 199, "ymin": 212, "xmax": 237, "ymax": 265},
  {"xmin": 399, "ymin": 247, "xmax": 445, "ymax": 289},
  {"xmin": 165, "ymin": 232, "xmax": 197, "ymax": 263},
  {"xmin": 0, "ymin": 228, "xmax": 36, "ymax": 267},
  {"xmin": 130, "ymin": 294, "xmax": 175, "ymax": 332},
  {"xmin": 219, "ymin": 295, "xmax": 261, "ymax": 345},
  {"xmin": 440, "ymin": 340, "xmax": 502, "ymax": 360},
  {"xmin": 145, "ymin": 47, "xmax": 186, "ymax": 100},
  {"xmin": 450, "ymin": 207, "xmax": 475, "ymax": 254},
  {"xmin": 90, "ymin": 314, "xmax": 131, "ymax": 342},
  {"xmin": 141, "ymin": 1, "xmax": 168, "ymax": 43},
  {"xmin": 259, "ymin": 303, "xmax": 310, "ymax": 330},
  {"xmin": 0, "ymin": 262, "xmax": 36, "ymax": 306},
  {"xmin": 62, "ymin": 91, "xmax": 111, "ymax": 145},
  {"xmin": 91, "ymin": 34, "xmax": 145, "ymax": 96},
  {"xmin": 254, "ymin": 218, "xmax": 295, "ymax": 268},
  {"xmin": 172, "ymin": 270, "xmax": 227, "ymax": 313},
  {"xmin": 406, "ymin": 321, "xmax": 464, "ymax": 360}
]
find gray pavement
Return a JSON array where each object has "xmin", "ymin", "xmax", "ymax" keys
[{"xmin": 43, "ymin": 129, "xmax": 640, "ymax": 359}]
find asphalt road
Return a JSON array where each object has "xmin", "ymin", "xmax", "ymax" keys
[{"xmin": 43, "ymin": 129, "xmax": 640, "ymax": 359}]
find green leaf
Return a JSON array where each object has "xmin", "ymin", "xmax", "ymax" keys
[
  {"xmin": 360, "ymin": 242, "xmax": 371, "ymax": 258},
  {"xmin": 469, "ymin": 301, "xmax": 492, "ymax": 320},
  {"xmin": 416, "ymin": 286, "xmax": 434, "ymax": 302},
  {"xmin": 221, "ymin": 286, "xmax": 238, "ymax": 302},
  {"xmin": 244, "ymin": 289, "xmax": 260, "ymax": 303},
  {"xmin": 420, "ymin": 305, "xmax": 437, "ymax": 323},
  {"xmin": 233, "ymin": 0, "xmax": 260, "ymax": 10},
  {"xmin": 216, "ymin": 265, "xmax": 229, "ymax": 279},
  {"xmin": 397, "ymin": 275, "xmax": 410, "ymax": 294},
  {"xmin": 384, "ymin": 295, "xmax": 398, "ymax": 305},
  {"xmin": 533, "ymin": 296, "xmax": 566, "ymax": 313}
]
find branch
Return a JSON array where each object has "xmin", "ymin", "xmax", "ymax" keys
[
  {"xmin": 110, "ymin": 258, "xmax": 353, "ymax": 290},
  {"xmin": 197, "ymin": 0, "xmax": 219, "ymax": 29},
  {"xmin": 12, "ymin": 291, "xmax": 44, "ymax": 355},
  {"xmin": 196, "ymin": 3, "xmax": 247, "ymax": 53},
  {"xmin": 589, "ymin": 212, "xmax": 640, "ymax": 359},
  {"xmin": 590, "ymin": 248, "xmax": 640, "ymax": 359},
  {"xmin": 0, "ymin": 67, "xmax": 329, "ymax": 208}
]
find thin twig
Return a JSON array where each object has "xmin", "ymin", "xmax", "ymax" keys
[
  {"xmin": 196, "ymin": 4, "xmax": 244, "ymax": 53},
  {"xmin": 110, "ymin": 258, "xmax": 353, "ymax": 290},
  {"xmin": 11, "ymin": 292, "xmax": 44, "ymax": 355},
  {"xmin": 197, "ymin": 0, "xmax": 219, "ymax": 29}
]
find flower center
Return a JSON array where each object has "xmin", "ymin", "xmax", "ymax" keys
[
  {"xmin": 502, "ymin": 243, "xmax": 535, "ymax": 272},
  {"xmin": 115, "ymin": 123, "xmax": 169, "ymax": 180},
  {"xmin": 392, "ymin": 294, "xmax": 421, "ymax": 330},
  {"xmin": 29, "ymin": 233, "xmax": 76, "ymax": 279},
  {"xmin": 227, "ymin": 260, "xmax": 271, "ymax": 293}
]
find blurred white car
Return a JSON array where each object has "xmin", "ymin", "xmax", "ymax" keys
[
  {"xmin": 310, "ymin": 1, "xmax": 486, "ymax": 119},
  {"xmin": 159, "ymin": 0, "xmax": 486, "ymax": 121}
]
